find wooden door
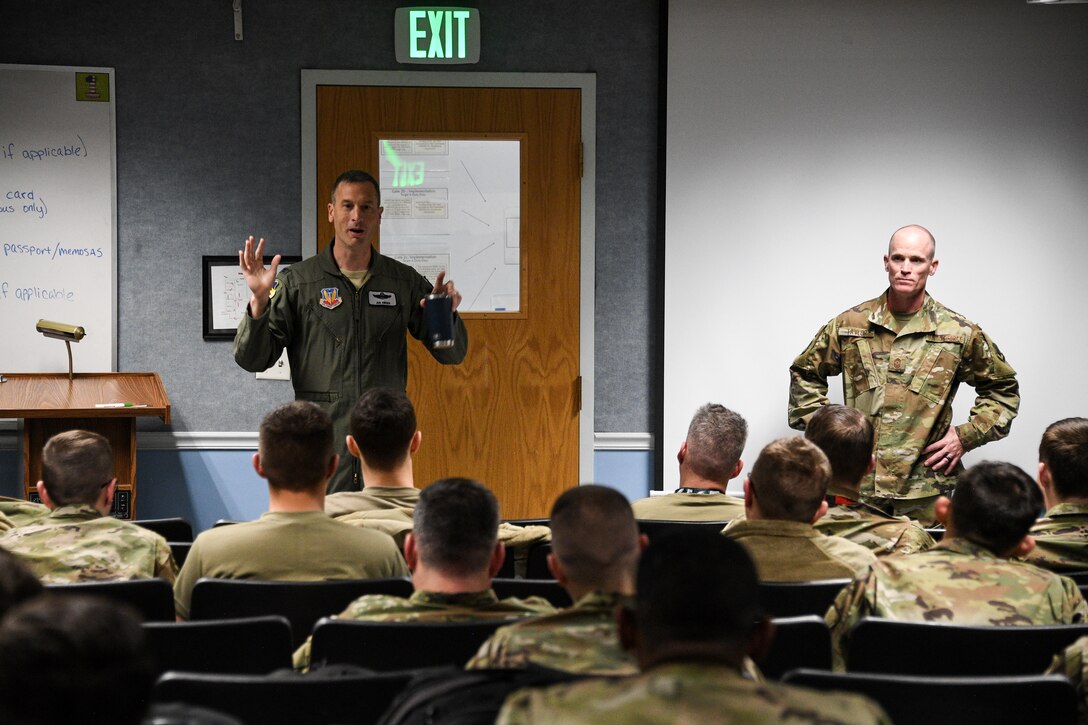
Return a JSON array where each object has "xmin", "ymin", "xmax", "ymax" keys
[{"xmin": 315, "ymin": 86, "xmax": 581, "ymax": 518}]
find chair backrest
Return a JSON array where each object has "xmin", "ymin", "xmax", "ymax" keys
[
  {"xmin": 310, "ymin": 618, "xmax": 509, "ymax": 671},
  {"xmin": 143, "ymin": 616, "xmax": 293, "ymax": 675},
  {"xmin": 758, "ymin": 579, "xmax": 850, "ymax": 618},
  {"xmin": 1063, "ymin": 570, "xmax": 1088, "ymax": 585},
  {"xmin": 168, "ymin": 541, "xmax": 191, "ymax": 568},
  {"xmin": 760, "ymin": 615, "xmax": 832, "ymax": 680},
  {"xmin": 782, "ymin": 669, "xmax": 1078, "ymax": 725},
  {"xmin": 188, "ymin": 577, "xmax": 414, "ymax": 648},
  {"xmin": 491, "ymin": 578, "xmax": 573, "ymax": 608},
  {"xmin": 153, "ymin": 669, "xmax": 415, "ymax": 725},
  {"xmin": 924, "ymin": 527, "xmax": 945, "ymax": 542},
  {"xmin": 46, "ymin": 578, "xmax": 176, "ymax": 621},
  {"xmin": 847, "ymin": 618, "xmax": 1088, "ymax": 675},
  {"xmin": 133, "ymin": 517, "xmax": 194, "ymax": 542},
  {"xmin": 502, "ymin": 518, "xmax": 550, "ymax": 527},
  {"xmin": 635, "ymin": 520, "xmax": 729, "ymax": 541},
  {"xmin": 525, "ymin": 542, "xmax": 554, "ymax": 580}
]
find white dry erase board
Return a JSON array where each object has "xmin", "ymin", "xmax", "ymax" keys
[{"xmin": 0, "ymin": 64, "xmax": 117, "ymax": 373}]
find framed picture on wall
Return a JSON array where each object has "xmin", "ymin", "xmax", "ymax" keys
[{"xmin": 202, "ymin": 255, "xmax": 301, "ymax": 340}]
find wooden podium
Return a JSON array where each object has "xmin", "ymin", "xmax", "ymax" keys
[{"xmin": 0, "ymin": 373, "xmax": 170, "ymax": 519}]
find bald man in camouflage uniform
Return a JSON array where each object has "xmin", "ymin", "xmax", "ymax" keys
[
  {"xmin": 808, "ymin": 405, "xmax": 935, "ymax": 555},
  {"xmin": 497, "ymin": 531, "xmax": 890, "ymax": 725},
  {"xmin": 468, "ymin": 485, "xmax": 644, "ymax": 675},
  {"xmin": 789, "ymin": 225, "xmax": 1019, "ymax": 523},
  {"xmin": 0, "ymin": 430, "xmax": 176, "ymax": 584},
  {"xmin": 827, "ymin": 461, "xmax": 1087, "ymax": 669},
  {"xmin": 1024, "ymin": 417, "xmax": 1088, "ymax": 573},
  {"xmin": 293, "ymin": 478, "xmax": 553, "ymax": 670}
]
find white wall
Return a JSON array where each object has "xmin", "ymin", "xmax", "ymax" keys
[{"xmin": 664, "ymin": 1, "xmax": 1088, "ymax": 491}]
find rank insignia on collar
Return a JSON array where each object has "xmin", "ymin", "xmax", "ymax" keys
[{"xmin": 319, "ymin": 287, "xmax": 342, "ymax": 310}]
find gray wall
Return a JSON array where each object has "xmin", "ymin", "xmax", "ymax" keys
[{"xmin": 0, "ymin": 1, "xmax": 660, "ymax": 434}]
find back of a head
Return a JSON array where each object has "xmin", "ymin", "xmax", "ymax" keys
[
  {"xmin": 804, "ymin": 404, "xmax": 873, "ymax": 491},
  {"xmin": 1040, "ymin": 417, "xmax": 1088, "ymax": 501},
  {"xmin": 259, "ymin": 401, "xmax": 334, "ymax": 492},
  {"xmin": 40, "ymin": 430, "xmax": 113, "ymax": 506},
  {"xmin": 635, "ymin": 530, "xmax": 759, "ymax": 655},
  {"xmin": 414, "ymin": 478, "xmax": 499, "ymax": 577},
  {"xmin": 549, "ymin": 485, "xmax": 640, "ymax": 590},
  {"xmin": 0, "ymin": 548, "xmax": 43, "ymax": 619},
  {"xmin": 349, "ymin": 387, "xmax": 417, "ymax": 472},
  {"xmin": 951, "ymin": 461, "xmax": 1042, "ymax": 555},
  {"xmin": 685, "ymin": 403, "xmax": 748, "ymax": 483},
  {"xmin": 749, "ymin": 436, "xmax": 831, "ymax": 522},
  {"xmin": 0, "ymin": 594, "xmax": 154, "ymax": 725}
]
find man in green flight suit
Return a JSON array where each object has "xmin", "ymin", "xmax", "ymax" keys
[
  {"xmin": 788, "ymin": 224, "xmax": 1019, "ymax": 522},
  {"xmin": 234, "ymin": 170, "xmax": 468, "ymax": 492}
]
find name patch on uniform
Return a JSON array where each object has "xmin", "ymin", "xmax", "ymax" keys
[
  {"xmin": 319, "ymin": 287, "xmax": 342, "ymax": 310},
  {"xmin": 368, "ymin": 291, "xmax": 397, "ymax": 307}
]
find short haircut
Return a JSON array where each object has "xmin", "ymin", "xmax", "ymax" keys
[
  {"xmin": 258, "ymin": 401, "xmax": 335, "ymax": 492},
  {"xmin": 549, "ymin": 485, "xmax": 640, "ymax": 589},
  {"xmin": 0, "ymin": 595, "xmax": 155, "ymax": 725},
  {"xmin": 413, "ymin": 478, "xmax": 499, "ymax": 576},
  {"xmin": 1039, "ymin": 418, "xmax": 1088, "ymax": 500},
  {"xmin": 951, "ymin": 461, "xmax": 1042, "ymax": 554},
  {"xmin": 635, "ymin": 530, "xmax": 759, "ymax": 653},
  {"xmin": 331, "ymin": 169, "xmax": 381, "ymax": 206},
  {"xmin": 349, "ymin": 387, "xmax": 417, "ymax": 472},
  {"xmin": 0, "ymin": 548, "xmax": 43, "ymax": 620},
  {"xmin": 685, "ymin": 403, "xmax": 748, "ymax": 483},
  {"xmin": 40, "ymin": 430, "xmax": 113, "ymax": 506},
  {"xmin": 748, "ymin": 436, "xmax": 831, "ymax": 522},
  {"xmin": 804, "ymin": 404, "xmax": 873, "ymax": 487},
  {"xmin": 889, "ymin": 223, "xmax": 937, "ymax": 259}
]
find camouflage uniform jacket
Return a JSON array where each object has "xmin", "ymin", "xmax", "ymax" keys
[
  {"xmin": 325, "ymin": 486, "xmax": 420, "ymax": 517},
  {"xmin": 723, "ymin": 518, "xmax": 877, "ymax": 582},
  {"xmin": 630, "ymin": 490, "xmax": 744, "ymax": 522},
  {"xmin": 1024, "ymin": 503, "xmax": 1088, "ymax": 573},
  {"xmin": 0, "ymin": 496, "xmax": 50, "ymax": 527},
  {"xmin": 292, "ymin": 588, "xmax": 555, "ymax": 670},
  {"xmin": 0, "ymin": 504, "xmax": 177, "ymax": 584},
  {"xmin": 815, "ymin": 501, "xmax": 936, "ymax": 556},
  {"xmin": 465, "ymin": 591, "xmax": 637, "ymax": 675},
  {"xmin": 496, "ymin": 661, "xmax": 891, "ymax": 725},
  {"xmin": 1046, "ymin": 635, "xmax": 1088, "ymax": 723},
  {"xmin": 788, "ymin": 292, "xmax": 1019, "ymax": 500},
  {"xmin": 826, "ymin": 537, "xmax": 1088, "ymax": 668}
]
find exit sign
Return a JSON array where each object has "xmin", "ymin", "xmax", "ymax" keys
[{"xmin": 395, "ymin": 7, "xmax": 481, "ymax": 64}]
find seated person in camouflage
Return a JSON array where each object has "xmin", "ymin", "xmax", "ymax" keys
[
  {"xmin": 468, "ymin": 484, "xmax": 646, "ymax": 675},
  {"xmin": 293, "ymin": 477, "xmax": 555, "ymax": 669},
  {"xmin": 827, "ymin": 461, "xmax": 1088, "ymax": 669},
  {"xmin": 808, "ymin": 405, "xmax": 935, "ymax": 555},
  {"xmin": 0, "ymin": 495, "xmax": 49, "ymax": 528},
  {"xmin": 1024, "ymin": 417, "xmax": 1088, "ymax": 573},
  {"xmin": 631, "ymin": 403, "xmax": 748, "ymax": 522},
  {"xmin": 0, "ymin": 431, "xmax": 177, "ymax": 584},
  {"xmin": 324, "ymin": 387, "xmax": 423, "ymax": 518},
  {"xmin": 723, "ymin": 436, "xmax": 876, "ymax": 581},
  {"xmin": 497, "ymin": 531, "xmax": 890, "ymax": 725},
  {"xmin": 174, "ymin": 401, "xmax": 408, "ymax": 620}
]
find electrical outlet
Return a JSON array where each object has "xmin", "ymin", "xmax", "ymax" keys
[{"xmin": 256, "ymin": 350, "xmax": 291, "ymax": 381}]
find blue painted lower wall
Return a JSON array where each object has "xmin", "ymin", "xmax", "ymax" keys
[{"xmin": 0, "ymin": 445, "xmax": 653, "ymax": 535}]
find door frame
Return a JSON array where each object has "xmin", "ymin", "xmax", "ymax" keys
[{"xmin": 300, "ymin": 70, "xmax": 596, "ymax": 485}]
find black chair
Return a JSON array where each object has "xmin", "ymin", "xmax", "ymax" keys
[
  {"xmin": 760, "ymin": 615, "xmax": 832, "ymax": 680},
  {"xmin": 309, "ymin": 618, "xmax": 509, "ymax": 671},
  {"xmin": 491, "ymin": 578, "xmax": 573, "ymax": 608},
  {"xmin": 782, "ymin": 669, "xmax": 1077, "ymax": 725},
  {"xmin": 46, "ymin": 578, "xmax": 176, "ymax": 621},
  {"xmin": 134, "ymin": 517, "xmax": 194, "ymax": 542},
  {"xmin": 502, "ymin": 518, "xmax": 550, "ymax": 527},
  {"xmin": 1062, "ymin": 570, "xmax": 1088, "ymax": 586},
  {"xmin": 143, "ymin": 616, "xmax": 293, "ymax": 675},
  {"xmin": 168, "ymin": 541, "xmax": 191, "ymax": 568},
  {"xmin": 153, "ymin": 669, "xmax": 415, "ymax": 725},
  {"xmin": 758, "ymin": 579, "xmax": 850, "ymax": 618},
  {"xmin": 189, "ymin": 577, "xmax": 414, "ymax": 648},
  {"xmin": 525, "ymin": 542, "xmax": 553, "ymax": 579},
  {"xmin": 924, "ymin": 527, "xmax": 945, "ymax": 542},
  {"xmin": 847, "ymin": 618, "xmax": 1088, "ymax": 675},
  {"xmin": 213, "ymin": 519, "xmax": 241, "ymax": 527},
  {"xmin": 635, "ymin": 520, "xmax": 729, "ymax": 541}
]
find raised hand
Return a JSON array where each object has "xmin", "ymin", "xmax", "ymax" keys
[{"xmin": 238, "ymin": 236, "xmax": 281, "ymax": 317}]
